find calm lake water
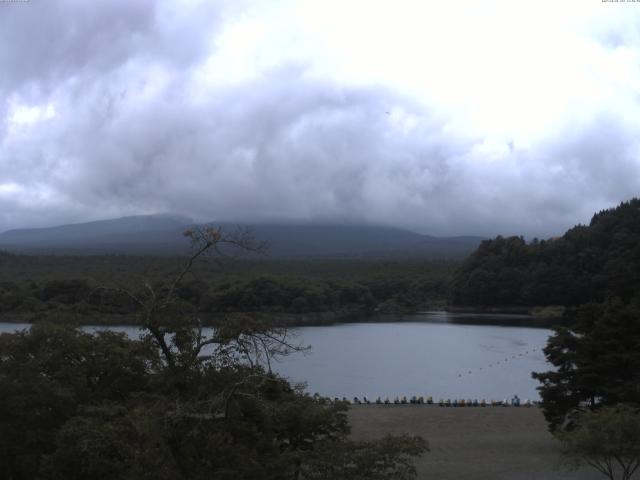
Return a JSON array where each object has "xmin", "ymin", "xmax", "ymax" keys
[{"xmin": 0, "ymin": 312, "xmax": 552, "ymax": 400}]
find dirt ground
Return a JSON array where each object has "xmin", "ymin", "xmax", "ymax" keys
[{"xmin": 348, "ymin": 405, "xmax": 604, "ymax": 480}]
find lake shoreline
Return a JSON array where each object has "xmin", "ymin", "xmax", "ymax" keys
[
  {"xmin": 0, "ymin": 306, "xmax": 566, "ymax": 329},
  {"xmin": 2, "ymin": 317, "xmax": 552, "ymax": 400}
]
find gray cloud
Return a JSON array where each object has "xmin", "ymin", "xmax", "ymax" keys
[
  {"xmin": 0, "ymin": 0, "xmax": 225, "ymax": 90},
  {"xmin": 1, "ymin": 1, "xmax": 639, "ymax": 238}
]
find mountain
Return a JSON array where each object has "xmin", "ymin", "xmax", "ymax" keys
[
  {"xmin": 0, "ymin": 214, "xmax": 192, "ymax": 254},
  {"xmin": 249, "ymin": 224, "xmax": 482, "ymax": 258},
  {"xmin": 0, "ymin": 215, "xmax": 483, "ymax": 258}
]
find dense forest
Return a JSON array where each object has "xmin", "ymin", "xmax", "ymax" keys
[
  {"xmin": 3, "ymin": 200, "xmax": 640, "ymax": 477},
  {"xmin": 3, "ymin": 199, "xmax": 640, "ymax": 324},
  {"xmin": 447, "ymin": 199, "xmax": 640, "ymax": 446},
  {"xmin": 0, "ymin": 229, "xmax": 427, "ymax": 480},
  {"xmin": 451, "ymin": 198, "xmax": 640, "ymax": 307},
  {"xmin": 0, "ymin": 253, "xmax": 455, "ymax": 324},
  {"xmin": 461, "ymin": 199, "xmax": 640, "ymax": 438}
]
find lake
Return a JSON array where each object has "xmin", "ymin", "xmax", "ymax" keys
[{"xmin": 0, "ymin": 312, "xmax": 552, "ymax": 400}]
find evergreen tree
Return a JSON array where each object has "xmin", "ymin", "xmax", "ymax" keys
[{"xmin": 533, "ymin": 298, "xmax": 640, "ymax": 431}]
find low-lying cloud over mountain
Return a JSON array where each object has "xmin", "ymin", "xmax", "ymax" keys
[
  {"xmin": 0, "ymin": 215, "xmax": 483, "ymax": 258},
  {"xmin": 1, "ymin": 0, "xmax": 639, "ymax": 237}
]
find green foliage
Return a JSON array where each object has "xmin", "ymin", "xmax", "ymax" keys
[
  {"xmin": 0, "ymin": 230, "xmax": 427, "ymax": 479},
  {"xmin": 0, "ymin": 323, "xmax": 157, "ymax": 479},
  {"xmin": 556, "ymin": 404, "xmax": 640, "ymax": 480},
  {"xmin": 0, "ymin": 253, "xmax": 456, "ymax": 323},
  {"xmin": 451, "ymin": 198, "xmax": 640, "ymax": 307},
  {"xmin": 533, "ymin": 299, "xmax": 640, "ymax": 431},
  {"xmin": 0, "ymin": 322, "xmax": 427, "ymax": 479},
  {"xmin": 450, "ymin": 199, "xmax": 640, "ymax": 436},
  {"xmin": 300, "ymin": 435, "xmax": 428, "ymax": 480}
]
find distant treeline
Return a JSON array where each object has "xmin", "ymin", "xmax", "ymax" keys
[
  {"xmin": 0, "ymin": 254, "xmax": 456, "ymax": 322},
  {"xmin": 451, "ymin": 199, "xmax": 640, "ymax": 307}
]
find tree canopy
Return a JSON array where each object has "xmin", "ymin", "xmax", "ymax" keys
[
  {"xmin": 557, "ymin": 404, "xmax": 640, "ymax": 480},
  {"xmin": 451, "ymin": 198, "xmax": 640, "ymax": 307},
  {"xmin": 0, "ymin": 226, "xmax": 427, "ymax": 480},
  {"xmin": 449, "ymin": 199, "xmax": 640, "ymax": 436},
  {"xmin": 532, "ymin": 299, "xmax": 640, "ymax": 431},
  {"xmin": 509, "ymin": 200, "xmax": 640, "ymax": 433}
]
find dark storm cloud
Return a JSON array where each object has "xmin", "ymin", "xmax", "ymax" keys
[{"xmin": 1, "ymin": 0, "xmax": 639, "ymax": 237}]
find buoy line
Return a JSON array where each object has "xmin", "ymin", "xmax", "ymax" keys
[
  {"xmin": 455, "ymin": 347, "xmax": 545, "ymax": 379},
  {"xmin": 317, "ymin": 394, "xmax": 538, "ymax": 407},
  {"xmin": 309, "ymin": 347, "xmax": 546, "ymax": 408}
]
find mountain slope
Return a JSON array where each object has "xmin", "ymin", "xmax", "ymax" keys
[
  {"xmin": 1, "ymin": 214, "xmax": 191, "ymax": 239},
  {"xmin": 0, "ymin": 215, "xmax": 483, "ymax": 258}
]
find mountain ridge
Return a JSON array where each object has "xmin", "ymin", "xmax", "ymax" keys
[{"xmin": 0, "ymin": 214, "xmax": 484, "ymax": 259}]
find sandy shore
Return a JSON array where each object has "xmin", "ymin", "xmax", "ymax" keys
[{"xmin": 348, "ymin": 405, "xmax": 602, "ymax": 480}]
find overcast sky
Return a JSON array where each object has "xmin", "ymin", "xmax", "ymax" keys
[{"xmin": 1, "ymin": 0, "xmax": 639, "ymax": 237}]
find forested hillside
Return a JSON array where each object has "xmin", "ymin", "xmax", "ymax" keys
[
  {"xmin": 450, "ymin": 199, "xmax": 640, "ymax": 432},
  {"xmin": 0, "ymin": 253, "xmax": 455, "ymax": 324},
  {"xmin": 451, "ymin": 198, "xmax": 640, "ymax": 307},
  {"xmin": 0, "ymin": 230, "xmax": 427, "ymax": 479}
]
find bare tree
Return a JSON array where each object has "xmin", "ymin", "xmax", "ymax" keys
[{"xmin": 102, "ymin": 225, "xmax": 307, "ymax": 371}]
